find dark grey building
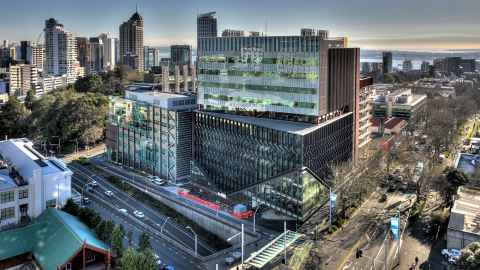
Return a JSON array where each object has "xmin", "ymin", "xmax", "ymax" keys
[
  {"xmin": 192, "ymin": 111, "xmax": 353, "ymax": 220},
  {"xmin": 197, "ymin": 12, "xmax": 217, "ymax": 44},
  {"xmin": 119, "ymin": 11, "xmax": 144, "ymax": 72},
  {"xmin": 382, "ymin": 51, "xmax": 392, "ymax": 74},
  {"xmin": 171, "ymin": 45, "xmax": 192, "ymax": 66}
]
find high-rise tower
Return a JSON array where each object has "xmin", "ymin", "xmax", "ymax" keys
[{"xmin": 119, "ymin": 11, "xmax": 144, "ymax": 72}]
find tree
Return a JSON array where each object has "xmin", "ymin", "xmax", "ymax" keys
[
  {"xmin": 24, "ymin": 89, "xmax": 36, "ymax": 110},
  {"xmin": 74, "ymin": 74, "xmax": 104, "ymax": 93},
  {"xmin": 112, "ymin": 225, "xmax": 125, "ymax": 257},
  {"xmin": 138, "ymin": 232, "xmax": 151, "ymax": 252},
  {"xmin": 78, "ymin": 207, "xmax": 102, "ymax": 229},
  {"xmin": 62, "ymin": 199, "xmax": 79, "ymax": 216},
  {"xmin": 457, "ymin": 241, "xmax": 480, "ymax": 269},
  {"xmin": 103, "ymin": 220, "xmax": 115, "ymax": 243},
  {"xmin": 126, "ymin": 230, "xmax": 133, "ymax": 246},
  {"xmin": 0, "ymin": 96, "xmax": 29, "ymax": 138},
  {"xmin": 443, "ymin": 167, "xmax": 469, "ymax": 205},
  {"xmin": 120, "ymin": 248, "xmax": 157, "ymax": 270}
]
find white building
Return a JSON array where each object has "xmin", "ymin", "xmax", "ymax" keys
[
  {"xmin": 39, "ymin": 74, "xmax": 68, "ymax": 95},
  {"xmin": 9, "ymin": 64, "xmax": 39, "ymax": 97},
  {"xmin": 44, "ymin": 18, "xmax": 79, "ymax": 84},
  {"xmin": 98, "ymin": 33, "xmax": 116, "ymax": 71},
  {"xmin": 0, "ymin": 138, "xmax": 72, "ymax": 229}
]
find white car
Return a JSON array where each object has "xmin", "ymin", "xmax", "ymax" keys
[
  {"xmin": 118, "ymin": 208, "xmax": 127, "ymax": 214},
  {"xmin": 441, "ymin": 248, "xmax": 461, "ymax": 259},
  {"xmin": 154, "ymin": 254, "xmax": 162, "ymax": 265},
  {"xmin": 104, "ymin": 190, "xmax": 114, "ymax": 197},
  {"xmin": 89, "ymin": 180, "xmax": 98, "ymax": 187},
  {"xmin": 133, "ymin": 210, "xmax": 145, "ymax": 218}
]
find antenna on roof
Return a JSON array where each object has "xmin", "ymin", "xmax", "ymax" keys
[{"xmin": 136, "ymin": 3, "xmax": 138, "ymax": 13}]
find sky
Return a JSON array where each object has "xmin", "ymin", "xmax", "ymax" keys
[{"xmin": 1, "ymin": 0, "xmax": 480, "ymax": 51}]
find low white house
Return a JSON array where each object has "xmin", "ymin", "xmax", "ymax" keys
[{"xmin": 0, "ymin": 138, "xmax": 72, "ymax": 229}]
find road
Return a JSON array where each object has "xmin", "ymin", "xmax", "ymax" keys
[
  {"xmin": 70, "ymin": 163, "xmax": 215, "ymax": 256},
  {"xmin": 88, "ymin": 157, "xmax": 267, "ymax": 238},
  {"xmin": 70, "ymin": 168, "xmax": 209, "ymax": 270}
]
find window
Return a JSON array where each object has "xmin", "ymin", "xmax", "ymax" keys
[
  {"xmin": 18, "ymin": 189, "xmax": 28, "ymax": 200},
  {"xmin": 0, "ymin": 191, "xmax": 14, "ymax": 204},
  {"xmin": 0, "ymin": 207, "xmax": 15, "ymax": 220},
  {"xmin": 46, "ymin": 199, "xmax": 57, "ymax": 208}
]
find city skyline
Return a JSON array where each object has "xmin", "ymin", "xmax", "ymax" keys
[{"xmin": 1, "ymin": 0, "xmax": 480, "ymax": 50}]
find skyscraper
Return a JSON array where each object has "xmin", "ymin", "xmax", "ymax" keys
[
  {"xmin": 44, "ymin": 18, "xmax": 79, "ymax": 82},
  {"xmin": 119, "ymin": 11, "xmax": 144, "ymax": 72},
  {"xmin": 144, "ymin": 46, "xmax": 160, "ymax": 71},
  {"xmin": 403, "ymin": 59, "xmax": 413, "ymax": 72},
  {"xmin": 32, "ymin": 44, "xmax": 44, "ymax": 71},
  {"xmin": 98, "ymin": 33, "xmax": 116, "ymax": 71},
  {"xmin": 170, "ymin": 45, "xmax": 192, "ymax": 66},
  {"xmin": 76, "ymin": 37, "xmax": 89, "ymax": 68},
  {"xmin": 382, "ymin": 51, "xmax": 392, "ymax": 74},
  {"xmin": 196, "ymin": 12, "xmax": 217, "ymax": 45},
  {"xmin": 88, "ymin": 37, "xmax": 104, "ymax": 74},
  {"xmin": 19, "ymin": 41, "xmax": 33, "ymax": 64}
]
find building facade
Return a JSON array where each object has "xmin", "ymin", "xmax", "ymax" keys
[
  {"xmin": 147, "ymin": 64, "xmax": 196, "ymax": 93},
  {"xmin": 0, "ymin": 138, "xmax": 72, "ymax": 229},
  {"xmin": 192, "ymin": 111, "xmax": 353, "ymax": 220},
  {"xmin": 106, "ymin": 87, "xmax": 196, "ymax": 183},
  {"xmin": 98, "ymin": 33, "xmax": 116, "ymax": 71},
  {"xmin": 382, "ymin": 51, "xmax": 392, "ymax": 74},
  {"xmin": 44, "ymin": 18, "xmax": 79, "ymax": 83},
  {"xmin": 171, "ymin": 45, "xmax": 192, "ymax": 66},
  {"xmin": 88, "ymin": 37, "xmax": 104, "ymax": 74},
  {"xmin": 197, "ymin": 12, "xmax": 217, "ymax": 43},
  {"xmin": 144, "ymin": 46, "xmax": 160, "ymax": 71},
  {"xmin": 197, "ymin": 30, "xmax": 347, "ymax": 123},
  {"xmin": 119, "ymin": 12, "xmax": 144, "ymax": 72},
  {"xmin": 9, "ymin": 64, "xmax": 38, "ymax": 97}
]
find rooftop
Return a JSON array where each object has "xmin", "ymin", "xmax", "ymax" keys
[
  {"xmin": 0, "ymin": 169, "xmax": 18, "ymax": 192},
  {"xmin": 203, "ymin": 111, "xmax": 352, "ymax": 136},
  {"xmin": 455, "ymin": 153, "xmax": 480, "ymax": 175},
  {"xmin": 0, "ymin": 208, "xmax": 109, "ymax": 270},
  {"xmin": 123, "ymin": 88, "xmax": 197, "ymax": 110},
  {"xmin": 448, "ymin": 186, "xmax": 480, "ymax": 235}
]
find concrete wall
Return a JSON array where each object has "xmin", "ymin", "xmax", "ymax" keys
[{"xmin": 149, "ymin": 191, "xmax": 256, "ymax": 245}]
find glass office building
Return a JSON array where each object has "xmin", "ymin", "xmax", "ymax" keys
[
  {"xmin": 106, "ymin": 87, "xmax": 196, "ymax": 183},
  {"xmin": 193, "ymin": 111, "xmax": 353, "ymax": 220},
  {"xmin": 197, "ymin": 32, "xmax": 347, "ymax": 123}
]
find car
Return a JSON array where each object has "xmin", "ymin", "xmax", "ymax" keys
[
  {"xmin": 442, "ymin": 248, "xmax": 461, "ymax": 259},
  {"xmin": 154, "ymin": 254, "xmax": 162, "ymax": 265},
  {"xmin": 448, "ymin": 256, "xmax": 459, "ymax": 265},
  {"xmin": 82, "ymin": 197, "xmax": 91, "ymax": 205},
  {"xmin": 154, "ymin": 179, "xmax": 166, "ymax": 186},
  {"xmin": 133, "ymin": 210, "xmax": 145, "ymax": 218},
  {"xmin": 118, "ymin": 208, "xmax": 128, "ymax": 214},
  {"xmin": 104, "ymin": 190, "xmax": 114, "ymax": 197},
  {"xmin": 89, "ymin": 180, "xmax": 98, "ymax": 187},
  {"xmin": 148, "ymin": 175, "xmax": 161, "ymax": 183},
  {"xmin": 86, "ymin": 186, "xmax": 94, "ymax": 193}
]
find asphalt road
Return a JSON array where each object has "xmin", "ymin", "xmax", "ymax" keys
[
  {"xmin": 70, "ymin": 168, "xmax": 209, "ymax": 270},
  {"xmin": 70, "ymin": 163, "xmax": 215, "ymax": 256}
]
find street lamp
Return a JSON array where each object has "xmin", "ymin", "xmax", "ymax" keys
[
  {"xmin": 160, "ymin": 217, "xmax": 170, "ymax": 234},
  {"xmin": 253, "ymin": 207, "xmax": 261, "ymax": 233},
  {"xmin": 186, "ymin": 226, "xmax": 198, "ymax": 257},
  {"xmin": 227, "ymin": 223, "xmax": 244, "ymax": 267}
]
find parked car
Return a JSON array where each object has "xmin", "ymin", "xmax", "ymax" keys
[
  {"xmin": 118, "ymin": 208, "xmax": 127, "ymax": 214},
  {"xmin": 104, "ymin": 190, "xmax": 114, "ymax": 197},
  {"xmin": 133, "ymin": 210, "xmax": 145, "ymax": 218},
  {"xmin": 86, "ymin": 186, "xmax": 94, "ymax": 193}
]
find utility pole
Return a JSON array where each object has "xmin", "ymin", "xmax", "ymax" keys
[
  {"xmin": 241, "ymin": 223, "xmax": 244, "ymax": 267},
  {"xmin": 284, "ymin": 221, "xmax": 287, "ymax": 265}
]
